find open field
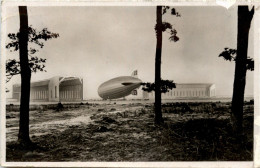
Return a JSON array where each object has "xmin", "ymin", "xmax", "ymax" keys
[{"xmin": 6, "ymin": 101, "xmax": 253, "ymax": 161}]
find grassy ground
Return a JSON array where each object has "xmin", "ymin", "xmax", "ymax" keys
[{"xmin": 6, "ymin": 101, "xmax": 253, "ymax": 161}]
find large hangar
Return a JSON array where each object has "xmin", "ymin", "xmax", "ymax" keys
[
  {"xmin": 12, "ymin": 76, "xmax": 83, "ymax": 102},
  {"xmin": 141, "ymin": 83, "xmax": 216, "ymax": 99}
]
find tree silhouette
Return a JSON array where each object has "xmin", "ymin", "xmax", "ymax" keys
[
  {"xmin": 219, "ymin": 6, "xmax": 254, "ymax": 137},
  {"xmin": 6, "ymin": 6, "xmax": 59, "ymax": 146},
  {"xmin": 142, "ymin": 79, "xmax": 176, "ymax": 93},
  {"xmin": 154, "ymin": 6, "xmax": 180, "ymax": 125},
  {"xmin": 6, "ymin": 26, "xmax": 59, "ymax": 83},
  {"xmin": 219, "ymin": 48, "xmax": 254, "ymax": 71}
]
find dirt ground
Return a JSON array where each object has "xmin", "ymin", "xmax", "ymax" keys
[{"xmin": 6, "ymin": 101, "xmax": 253, "ymax": 161}]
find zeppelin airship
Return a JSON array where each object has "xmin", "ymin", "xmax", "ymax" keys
[{"xmin": 98, "ymin": 75, "xmax": 142, "ymax": 100}]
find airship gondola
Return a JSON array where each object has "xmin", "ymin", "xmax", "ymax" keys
[{"xmin": 98, "ymin": 76, "xmax": 142, "ymax": 99}]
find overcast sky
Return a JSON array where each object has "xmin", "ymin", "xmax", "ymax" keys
[{"xmin": 3, "ymin": 6, "xmax": 254, "ymax": 99}]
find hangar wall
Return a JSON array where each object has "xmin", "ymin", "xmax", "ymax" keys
[
  {"xmin": 128, "ymin": 83, "xmax": 216, "ymax": 100},
  {"xmin": 12, "ymin": 76, "xmax": 83, "ymax": 102}
]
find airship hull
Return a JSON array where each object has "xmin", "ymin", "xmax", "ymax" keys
[{"xmin": 98, "ymin": 76, "xmax": 142, "ymax": 99}]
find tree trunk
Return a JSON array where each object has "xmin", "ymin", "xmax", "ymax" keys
[
  {"xmin": 231, "ymin": 6, "xmax": 254, "ymax": 136},
  {"xmin": 18, "ymin": 6, "xmax": 31, "ymax": 145},
  {"xmin": 154, "ymin": 6, "xmax": 163, "ymax": 125}
]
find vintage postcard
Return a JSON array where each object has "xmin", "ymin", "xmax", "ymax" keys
[{"xmin": 0, "ymin": 0, "xmax": 259, "ymax": 167}]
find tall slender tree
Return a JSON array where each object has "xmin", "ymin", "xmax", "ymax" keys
[
  {"xmin": 219, "ymin": 6, "xmax": 254, "ymax": 136},
  {"xmin": 154, "ymin": 6, "xmax": 163, "ymax": 124},
  {"xmin": 154, "ymin": 6, "xmax": 180, "ymax": 125},
  {"xmin": 18, "ymin": 6, "xmax": 31, "ymax": 145},
  {"xmin": 6, "ymin": 6, "xmax": 59, "ymax": 146},
  {"xmin": 231, "ymin": 6, "xmax": 254, "ymax": 136}
]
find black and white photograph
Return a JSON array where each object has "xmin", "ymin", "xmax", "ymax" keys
[{"xmin": 1, "ymin": 1, "xmax": 259, "ymax": 167}]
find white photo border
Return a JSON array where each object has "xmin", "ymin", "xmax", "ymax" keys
[{"xmin": 1, "ymin": 1, "xmax": 259, "ymax": 167}]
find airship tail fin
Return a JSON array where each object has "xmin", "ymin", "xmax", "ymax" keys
[{"xmin": 131, "ymin": 70, "xmax": 138, "ymax": 78}]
